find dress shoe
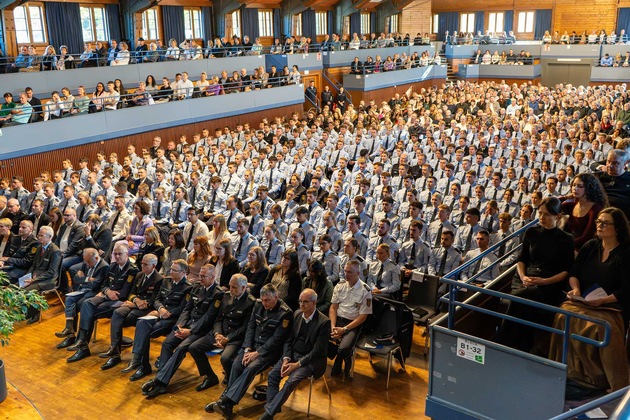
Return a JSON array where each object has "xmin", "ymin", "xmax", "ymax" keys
[
  {"xmin": 101, "ymin": 355, "xmax": 122, "ymax": 370},
  {"xmin": 66, "ymin": 339, "xmax": 86, "ymax": 352},
  {"xmin": 212, "ymin": 400, "xmax": 233, "ymax": 419},
  {"xmin": 26, "ymin": 315, "xmax": 39, "ymax": 325},
  {"xmin": 130, "ymin": 366, "xmax": 152, "ymax": 382},
  {"xmin": 330, "ymin": 360, "xmax": 342, "ymax": 377},
  {"xmin": 145, "ymin": 383, "xmax": 168, "ymax": 398},
  {"xmin": 55, "ymin": 327, "xmax": 74, "ymax": 338},
  {"xmin": 222, "ymin": 378, "xmax": 228, "ymax": 386},
  {"xmin": 196, "ymin": 374, "xmax": 219, "ymax": 392},
  {"xmin": 141, "ymin": 379, "xmax": 156, "ymax": 394},
  {"xmin": 121, "ymin": 360, "xmax": 141, "ymax": 373},
  {"xmin": 67, "ymin": 348, "xmax": 91, "ymax": 363},
  {"xmin": 98, "ymin": 346, "xmax": 119, "ymax": 359},
  {"xmin": 205, "ymin": 402, "xmax": 218, "ymax": 413},
  {"xmin": 259, "ymin": 412, "xmax": 274, "ymax": 420},
  {"xmin": 56, "ymin": 335, "xmax": 76, "ymax": 349}
]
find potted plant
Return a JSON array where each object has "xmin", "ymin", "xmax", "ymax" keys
[{"xmin": 0, "ymin": 273, "xmax": 48, "ymax": 403}]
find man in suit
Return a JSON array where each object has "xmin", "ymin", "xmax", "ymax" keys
[
  {"xmin": 261, "ymin": 288, "xmax": 331, "ymax": 419},
  {"xmin": 305, "ymin": 81, "xmax": 317, "ymax": 103},
  {"xmin": 0, "ymin": 219, "xmax": 38, "ymax": 283},
  {"xmin": 99, "ymin": 253, "xmax": 163, "ymax": 369},
  {"xmin": 79, "ymin": 214, "xmax": 113, "ymax": 262},
  {"xmin": 55, "ymin": 248, "xmax": 110, "ymax": 347},
  {"xmin": 23, "ymin": 226, "xmax": 62, "ymax": 323},
  {"xmin": 28, "ymin": 199, "xmax": 50, "ymax": 235},
  {"xmin": 205, "ymin": 284, "xmax": 292, "ymax": 418},
  {"xmin": 140, "ymin": 264, "xmax": 223, "ymax": 397},
  {"xmin": 55, "ymin": 208, "xmax": 86, "ymax": 293},
  {"xmin": 188, "ymin": 273, "xmax": 256, "ymax": 390}
]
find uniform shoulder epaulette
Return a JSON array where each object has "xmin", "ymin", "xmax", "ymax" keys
[
  {"xmin": 279, "ymin": 301, "xmax": 291, "ymax": 312},
  {"xmin": 453, "ymin": 248, "xmax": 461, "ymax": 254},
  {"xmin": 247, "ymin": 294, "xmax": 256, "ymax": 302},
  {"xmin": 362, "ymin": 282, "xmax": 372, "ymax": 292},
  {"xmin": 356, "ymin": 255, "xmax": 364, "ymax": 262}
]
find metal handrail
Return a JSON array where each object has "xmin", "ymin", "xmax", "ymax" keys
[
  {"xmin": 548, "ymin": 385, "xmax": 630, "ymax": 420},
  {"xmin": 322, "ymin": 68, "xmax": 353, "ymax": 105}
]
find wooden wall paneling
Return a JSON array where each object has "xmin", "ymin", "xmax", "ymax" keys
[
  {"xmin": 0, "ymin": 104, "xmax": 303, "ymax": 185},
  {"xmin": 400, "ymin": 0, "xmax": 431, "ymax": 36},
  {"xmin": 347, "ymin": 79, "xmax": 445, "ymax": 109},
  {"xmin": 553, "ymin": 0, "xmax": 617, "ymax": 34}
]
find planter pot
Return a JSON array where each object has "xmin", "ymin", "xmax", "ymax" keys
[{"xmin": 0, "ymin": 359, "xmax": 6, "ymax": 403}]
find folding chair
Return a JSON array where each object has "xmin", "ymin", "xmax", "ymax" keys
[
  {"xmin": 403, "ymin": 273, "xmax": 440, "ymax": 355},
  {"xmin": 306, "ymin": 374, "xmax": 331, "ymax": 417}
]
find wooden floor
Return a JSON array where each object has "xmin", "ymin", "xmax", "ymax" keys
[{"xmin": 1, "ymin": 297, "xmax": 431, "ymax": 419}]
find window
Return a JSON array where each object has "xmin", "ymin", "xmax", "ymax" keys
[
  {"xmin": 432, "ymin": 14, "xmax": 439, "ymax": 34},
  {"xmin": 292, "ymin": 14, "xmax": 302, "ymax": 37},
  {"xmin": 315, "ymin": 11, "xmax": 327, "ymax": 36},
  {"xmin": 459, "ymin": 13, "xmax": 475, "ymax": 34},
  {"xmin": 231, "ymin": 9, "xmax": 242, "ymax": 38},
  {"xmin": 14, "ymin": 4, "xmax": 46, "ymax": 44},
  {"xmin": 487, "ymin": 12, "xmax": 504, "ymax": 33},
  {"xmin": 184, "ymin": 8, "xmax": 202, "ymax": 39},
  {"xmin": 517, "ymin": 11, "xmax": 535, "ymax": 33},
  {"xmin": 141, "ymin": 8, "xmax": 159, "ymax": 41},
  {"xmin": 80, "ymin": 6, "xmax": 108, "ymax": 43},
  {"xmin": 390, "ymin": 14, "xmax": 399, "ymax": 33},
  {"xmin": 258, "ymin": 9, "xmax": 273, "ymax": 37},
  {"xmin": 360, "ymin": 12, "xmax": 370, "ymax": 34}
]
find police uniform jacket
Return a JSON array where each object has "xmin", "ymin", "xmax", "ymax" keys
[
  {"xmin": 100, "ymin": 261, "xmax": 139, "ymax": 301},
  {"xmin": 367, "ymin": 259, "xmax": 401, "ymax": 295},
  {"xmin": 343, "ymin": 230, "xmax": 369, "ymax": 258},
  {"xmin": 128, "ymin": 270, "xmax": 163, "ymax": 307},
  {"xmin": 311, "ymin": 250, "xmax": 341, "ymax": 284},
  {"xmin": 5, "ymin": 234, "xmax": 38, "ymax": 269},
  {"xmin": 28, "ymin": 243, "xmax": 62, "ymax": 286},
  {"xmin": 339, "ymin": 253, "xmax": 368, "ymax": 282},
  {"xmin": 177, "ymin": 282, "xmax": 223, "ymax": 336},
  {"xmin": 428, "ymin": 246, "xmax": 462, "ymax": 277},
  {"xmin": 399, "ymin": 238, "xmax": 431, "ymax": 272},
  {"xmin": 212, "ymin": 291, "xmax": 256, "ymax": 346},
  {"xmin": 74, "ymin": 258, "xmax": 110, "ymax": 292},
  {"xmin": 154, "ymin": 277, "xmax": 192, "ymax": 320},
  {"xmin": 330, "ymin": 280, "xmax": 373, "ymax": 321},
  {"xmin": 243, "ymin": 299, "xmax": 293, "ymax": 361},
  {"xmin": 282, "ymin": 309, "xmax": 331, "ymax": 379}
]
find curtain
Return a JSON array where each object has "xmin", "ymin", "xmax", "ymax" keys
[
  {"xmin": 327, "ymin": 10, "xmax": 334, "ymax": 35},
  {"xmin": 504, "ymin": 10, "xmax": 514, "ymax": 33},
  {"xmin": 474, "ymin": 11, "xmax": 484, "ymax": 35},
  {"xmin": 106, "ymin": 4, "xmax": 122, "ymax": 42},
  {"xmin": 370, "ymin": 12, "xmax": 377, "ymax": 34},
  {"xmin": 350, "ymin": 11, "xmax": 361, "ymax": 35},
  {"xmin": 241, "ymin": 6, "xmax": 259, "ymax": 40},
  {"xmin": 162, "ymin": 6, "xmax": 186, "ymax": 43},
  {"xmin": 302, "ymin": 9, "xmax": 316, "ymax": 40},
  {"xmin": 273, "ymin": 9, "xmax": 282, "ymax": 40},
  {"xmin": 534, "ymin": 9, "xmax": 552, "ymax": 40},
  {"xmin": 46, "ymin": 2, "xmax": 84, "ymax": 54},
  {"xmin": 618, "ymin": 8, "xmax": 630, "ymax": 35},
  {"xmin": 438, "ymin": 12, "xmax": 459, "ymax": 40},
  {"xmin": 202, "ymin": 7, "xmax": 213, "ymax": 41}
]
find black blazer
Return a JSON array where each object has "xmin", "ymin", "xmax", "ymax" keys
[
  {"xmin": 283, "ymin": 309, "xmax": 331, "ymax": 379},
  {"xmin": 264, "ymin": 268, "xmax": 302, "ymax": 311},
  {"xmin": 213, "ymin": 257, "xmax": 240, "ymax": 288},
  {"xmin": 242, "ymin": 266, "xmax": 269, "ymax": 298},
  {"xmin": 28, "ymin": 243, "xmax": 62, "ymax": 286},
  {"xmin": 71, "ymin": 258, "xmax": 110, "ymax": 292},
  {"xmin": 81, "ymin": 223, "xmax": 113, "ymax": 262},
  {"xmin": 54, "ymin": 221, "xmax": 86, "ymax": 257}
]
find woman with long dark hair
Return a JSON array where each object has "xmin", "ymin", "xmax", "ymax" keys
[
  {"xmin": 264, "ymin": 250, "xmax": 302, "ymax": 310},
  {"xmin": 303, "ymin": 259, "xmax": 333, "ymax": 313},
  {"xmin": 242, "ymin": 246, "xmax": 269, "ymax": 297}
]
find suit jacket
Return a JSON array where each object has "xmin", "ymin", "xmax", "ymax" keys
[
  {"xmin": 72, "ymin": 258, "xmax": 110, "ymax": 292},
  {"xmin": 283, "ymin": 309, "xmax": 331, "ymax": 378},
  {"xmin": 0, "ymin": 233, "xmax": 14, "ymax": 257},
  {"xmin": 54, "ymin": 221, "xmax": 86, "ymax": 257},
  {"xmin": 80, "ymin": 223, "xmax": 113, "ymax": 261},
  {"xmin": 178, "ymin": 283, "xmax": 223, "ymax": 336},
  {"xmin": 28, "ymin": 243, "xmax": 62, "ymax": 285},
  {"xmin": 213, "ymin": 257, "xmax": 240, "ymax": 288},
  {"xmin": 28, "ymin": 212, "xmax": 51, "ymax": 235}
]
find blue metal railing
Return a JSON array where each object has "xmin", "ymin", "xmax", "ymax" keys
[{"xmin": 549, "ymin": 385, "xmax": 630, "ymax": 420}]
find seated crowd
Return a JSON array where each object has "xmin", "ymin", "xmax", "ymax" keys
[
  {"xmin": 470, "ymin": 48, "xmax": 535, "ymax": 65},
  {"xmin": 1, "ymin": 79, "xmax": 630, "ymax": 414},
  {"xmin": 348, "ymin": 50, "xmax": 440, "ymax": 75},
  {"xmin": 0, "ymin": 63, "xmax": 303, "ymax": 126},
  {"xmin": 542, "ymin": 29, "xmax": 629, "ymax": 45}
]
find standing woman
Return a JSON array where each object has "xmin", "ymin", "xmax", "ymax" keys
[
  {"xmin": 499, "ymin": 197, "xmax": 575, "ymax": 352},
  {"xmin": 548, "ymin": 208, "xmax": 630, "ymax": 394},
  {"xmin": 241, "ymin": 246, "xmax": 269, "ymax": 297},
  {"xmin": 212, "ymin": 238, "xmax": 240, "ymax": 288},
  {"xmin": 263, "ymin": 250, "xmax": 302, "ymax": 310},
  {"xmin": 561, "ymin": 173, "xmax": 608, "ymax": 251},
  {"xmin": 187, "ymin": 236, "xmax": 213, "ymax": 283},
  {"xmin": 161, "ymin": 229, "xmax": 188, "ymax": 277}
]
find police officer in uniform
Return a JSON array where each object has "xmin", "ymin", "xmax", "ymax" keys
[
  {"xmin": 205, "ymin": 283, "xmax": 292, "ymax": 418},
  {"xmin": 428, "ymin": 230, "xmax": 462, "ymax": 277},
  {"xmin": 66, "ymin": 242, "xmax": 139, "ymax": 362},
  {"xmin": 122, "ymin": 259, "xmax": 191, "ymax": 381},
  {"xmin": 339, "ymin": 238, "xmax": 368, "ymax": 282},
  {"xmin": 329, "ymin": 260, "xmax": 373, "ymax": 377},
  {"xmin": 189, "ymin": 273, "xmax": 256, "ymax": 391},
  {"xmin": 343, "ymin": 215, "xmax": 369, "ymax": 258},
  {"xmin": 311, "ymin": 234, "xmax": 341, "ymax": 285},
  {"xmin": 141, "ymin": 264, "xmax": 223, "ymax": 397},
  {"xmin": 399, "ymin": 220, "xmax": 431, "ymax": 277},
  {"xmin": 367, "ymin": 243, "xmax": 401, "ymax": 299},
  {"xmin": 0, "ymin": 219, "xmax": 38, "ymax": 282},
  {"xmin": 98, "ymin": 253, "xmax": 163, "ymax": 369}
]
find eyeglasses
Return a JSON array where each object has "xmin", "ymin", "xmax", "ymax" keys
[
  {"xmin": 170, "ymin": 269, "xmax": 183, "ymax": 273},
  {"xmin": 595, "ymin": 220, "xmax": 612, "ymax": 227},
  {"xmin": 298, "ymin": 300, "xmax": 313, "ymax": 305},
  {"xmin": 112, "ymin": 252, "xmax": 125, "ymax": 256}
]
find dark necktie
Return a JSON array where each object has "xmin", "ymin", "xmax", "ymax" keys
[
  {"xmin": 472, "ymin": 256, "xmax": 482, "ymax": 275},
  {"xmin": 435, "ymin": 223, "xmax": 443, "ymax": 249},
  {"xmin": 209, "ymin": 192, "xmax": 216, "ymax": 212},
  {"xmin": 175, "ymin": 202, "xmax": 182, "ymax": 223},
  {"xmin": 62, "ymin": 202, "xmax": 68, "ymax": 214},
  {"xmin": 265, "ymin": 241, "xmax": 272, "ymax": 261},
  {"xmin": 465, "ymin": 227, "xmax": 473, "ymax": 252},
  {"xmin": 352, "ymin": 145, "xmax": 359, "ymax": 160},
  {"xmin": 410, "ymin": 241, "xmax": 417, "ymax": 266},
  {"xmin": 248, "ymin": 217, "xmax": 254, "ymax": 234},
  {"xmin": 376, "ymin": 262, "xmax": 384, "ymax": 288},
  {"xmin": 268, "ymin": 169, "xmax": 273, "ymax": 188},
  {"xmin": 190, "ymin": 187, "xmax": 196, "ymax": 206},
  {"xmin": 79, "ymin": 206, "xmax": 85, "ymax": 221},
  {"xmin": 282, "ymin": 203, "xmax": 288, "ymax": 218},
  {"xmin": 111, "ymin": 211, "xmax": 120, "ymax": 230},
  {"xmin": 236, "ymin": 237, "xmax": 243, "ymax": 256},
  {"xmin": 498, "ymin": 233, "xmax": 507, "ymax": 257},
  {"xmin": 185, "ymin": 223, "xmax": 195, "ymax": 249},
  {"xmin": 227, "ymin": 210, "xmax": 234, "ymax": 228},
  {"xmin": 226, "ymin": 175, "xmax": 232, "ymax": 192},
  {"xmin": 492, "ymin": 189, "xmax": 498, "ymax": 200},
  {"xmin": 157, "ymin": 201, "xmax": 162, "ymax": 218},
  {"xmin": 431, "ymin": 208, "xmax": 437, "ymax": 222},
  {"xmin": 438, "ymin": 248, "xmax": 448, "ymax": 276}
]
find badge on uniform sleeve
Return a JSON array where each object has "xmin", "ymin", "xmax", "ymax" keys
[
  {"xmin": 127, "ymin": 275, "xmax": 133, "ymax": 283},
  {"xmin": 282, "ymin": 319, "xmax": 289, "ymax": 328},
  {"xmin": 31, "ymin": 247, "xmax": 38, "ymax": 253},
  {"xmin": 366, "ymin": 299, "xmax": 372, "ymax": 307},
  {"xmin": 215, "ymin": 300, "xmax": 221, "ymax": 308},
  {"xmin": 186, "ymin": 294, "xmax": 191, "ymax": 301}
]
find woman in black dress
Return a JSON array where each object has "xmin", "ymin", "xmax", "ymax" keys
[{"xmin": 242, "ymin": 246, "xmax": 269, "ymax": 298}]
